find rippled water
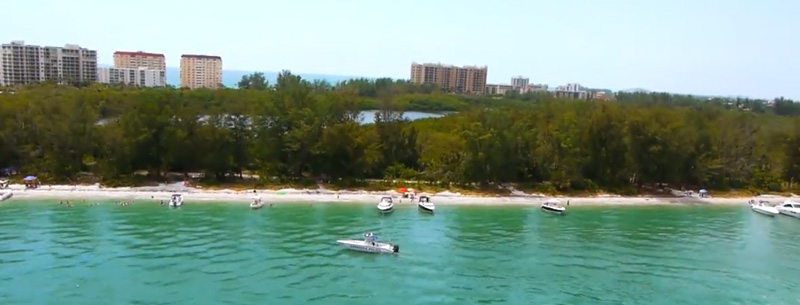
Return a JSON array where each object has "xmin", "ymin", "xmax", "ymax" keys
[{"xmin": 1, "ymin": 201, "xmax": 799, "ymax": 305}]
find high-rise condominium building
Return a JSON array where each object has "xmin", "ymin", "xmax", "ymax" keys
[
  {"xmin": 97, "ymin": 67, "xmax": 166, "ymax": 87},
  {"xmin": 180, "ymin": 54, "xmax": 222, "ymax": 89},
  {"xmin": 0, "ymin": 40, "xmax": 97, "ymax": 86},
  {"xmin": 113, "ymin": 51, "xmax": 166, "ymax": 70},
  {"xmin": 410, "ymin": 62, "xmax": 488, "ymax": 94},
  {"xmin": 511, "ymin": 76, "xmax": 529, "ymax": 88}
]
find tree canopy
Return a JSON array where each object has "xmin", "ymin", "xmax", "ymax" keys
[{"xmin": 0, "ymin": 71, "xmax": 798, "ymax": 194}]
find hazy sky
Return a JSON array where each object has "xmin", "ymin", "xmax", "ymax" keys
[{"xmin": 1, "ymin": 0, "xmax": 797, "ymax": 98}]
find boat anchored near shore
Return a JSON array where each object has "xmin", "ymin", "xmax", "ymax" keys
[
  {"xmin": 250, "ymin": 195, "xmax": 265, "ymax": 209},
  {"xmin": 777, "ymin": 200, "xmax": 800, "ymax": 219},
  {"xmin": 417, "ymin": 195, "xmax": 434, "ymax": 213},
  {"xmin": 541, "ymin": 199, "xmax": 566, "ymax": 214},
  {"xmin": 337, "ymin": 232, "xmax": 399, "ymax": 254},
  {"xmin": 749, "ymin": 199, "xmax": 779, "ymax": 216},
  {"xmin": 377, "ymin": 196, "xmax": 394, "ymax": 214},
  {"xmin": 169, "ymin": 193, "xmax": 184, "ymax": 208},
  {"xmin": 0, "ymin": 190, "xmax": 12, "ymax": 202}
]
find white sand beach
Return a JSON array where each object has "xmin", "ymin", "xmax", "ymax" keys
[{"xmin": 1, "ymin": 183, "xmax": 795, "ymax": 206}]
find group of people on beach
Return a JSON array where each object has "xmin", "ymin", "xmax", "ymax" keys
[{"xmin": 58, "ymin": 200, "xmax": 128, "ymax": 207}]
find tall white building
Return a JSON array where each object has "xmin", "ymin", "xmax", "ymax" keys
[
  {"xmin": 0, "ymin": 41, "xmax": 97, "ymax": 86},
  {"xmin": 97, "ymin": 67, "xmax": 166, "ymax": 87},
  {"xmin": 511, "ymin": 76, "xmax": 529, "ymax": 88}
]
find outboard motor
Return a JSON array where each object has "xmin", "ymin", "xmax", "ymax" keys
[{"xmin": 392, "ymin": 245, "xmax": 399, "ymax": 253}]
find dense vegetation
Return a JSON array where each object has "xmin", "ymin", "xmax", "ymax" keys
[{"xmin": 1, "ymin": 71, "xmax": 799, "ymax": 194}]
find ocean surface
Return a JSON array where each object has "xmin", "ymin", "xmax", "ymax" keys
[
  {"xmin": 164, "ymin": 67, "xmax": 365, "ymax": 88},
  {"xmin": 0, "ymin": 201, "xmax": 798, "ymax": 305}
]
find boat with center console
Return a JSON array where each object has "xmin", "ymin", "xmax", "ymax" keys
[{"xmin": 337, "ymin": 232, "xmax": 399, "ymax": 254}]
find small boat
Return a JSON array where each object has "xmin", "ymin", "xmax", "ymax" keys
[
  {"xmin": 0, "ymin": 190, "xmax": 12, "ymax": 202},
  {"xmin": 749, "ymin": 199, "xmax": 779, "ymax": 217},
  {"xmin": 250, "ymin": 196, "xmax": 265, "ymax": 209},
  {"xmin": 541, "ymin": 199, "xmax": 566, "ymax": 214},
  {"xmin": 0, "ymin": 178, "xmax": 8, "ymax": 189},
  {"xmin": 417, "ymin": 195, "xmax": 434, "ymax": 213},
  {"xmin": 337, "ymin": 232, "xmax": 399, "ymax": 254},
  {"xmin": 169, "ymin": 193, "xmax": 184, "ymax": 208},
  {"xmin": 776, "ymin": 200, "xmax": 800, "ymax": 219},
  {"xmin": 377, "ymin": 196, "xmax": 394, "ymax": 213}
]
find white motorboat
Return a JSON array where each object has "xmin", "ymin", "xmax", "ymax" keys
[
  {"xmin": 0, "ymin": 190, "xmax": 12, "ymax": 202},
  {"xmin": 169, "ymin": 193, "xmax": 184, "ymax": 208},
  {"xmin": 776, "ymin": 200, "xmax": 800, "ymax": 219},
  {"xmin": 541, "ymin": 199, "xmax": 566, "ymax": 214},
  {"xmin": 377, "ymin": 196, "xmax": 394, "ymax": 213},
  {"xmin": 417, "ymin": 195, "xmax": 434, "ymax": 213},
  {"xmin": 250, "ymin": 196, "xmax": 265, "ymax": 209},
  {"xmin": 748, "ymin": 199, "xmax": 778, "ymax": 217},
  {"xmin": 337, "ymin": 232, "xmax": 399, "ymax": 254}
]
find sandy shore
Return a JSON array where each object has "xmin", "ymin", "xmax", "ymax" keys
[{"xmin": 1, "ymin": 183, "xmax": 794, "ymax": 206}]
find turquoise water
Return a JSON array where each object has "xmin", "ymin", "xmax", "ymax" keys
[{"xmin": 0, "ymin": 201, "xmax": 798, "ymax": 305}]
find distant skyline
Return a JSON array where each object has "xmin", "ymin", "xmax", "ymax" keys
[{"xmin": 2, "ymin": 0, "xmax": 798, "ymax": 99}]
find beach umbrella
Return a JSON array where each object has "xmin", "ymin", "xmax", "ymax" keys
[
  {"xmin": 23, "ymin": 176, "xmax": 36, "ymax": 181},
  {"xmin": 398, "ymin": 187, "xmax": 408, "ymax": 193},
  {"xmin": 699, "ymin": 189, "xmax": 708, "ymax": 194}
]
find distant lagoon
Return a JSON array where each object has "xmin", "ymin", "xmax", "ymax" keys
[{"xmin": 359, "ymin": 110, "xmax": 444, "ymax": 124}]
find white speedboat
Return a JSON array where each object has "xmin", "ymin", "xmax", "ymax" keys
[
  {"xmin": 541, "ymin": 199, "xmax": 566, "ymax": 214},
  {"xmin": 250, "ymin": 196, "xmax": 265, "ymax": 209},
  {"xmin": 169, "ymin": 193, "xmax": 184, "ymax": 208},
  {"xmin": 776, "ymin": 200, "xmax": 800, "ymax": 219},
  {"xmin": 749, "ymin": 199, "xmax": 779, "ymax": 217},
  {"xmin": 0, "ymin": 190, "xmax": 12, "ymax": 202},
  {"xmin": 377, "ymin": 196, "xmax": 394, "ymax": 213},
  {"xmin": 337, "ymin": 232, "xmax": 399, "ymax": 254},
  {"xmin": 417, "ymin": 195, "xmax": 434, "ymax": 213}
]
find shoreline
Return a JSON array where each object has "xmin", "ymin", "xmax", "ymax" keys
[{"xmin": 1, "ymin": 183, "xmax": 792, "ymax": 206}]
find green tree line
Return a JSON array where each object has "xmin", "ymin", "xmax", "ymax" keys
[{"xmin": 1, "ymin": 71, "xmax": 799, "ymax": 193}]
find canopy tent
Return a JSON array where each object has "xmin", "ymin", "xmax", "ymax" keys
[{"xmin": 23, "ymin": 176, "xmax": 37, "ymax": 181}]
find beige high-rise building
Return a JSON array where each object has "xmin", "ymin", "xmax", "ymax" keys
[
  {"xmin": 410, "ymin": 62, "xmax": 488, "ymax": 94},
  {"xmin": 180, "ymin": 54, "xmax": 222, "ymax": 89},
  {"xmin": 113, "ymin": 51, "xmax": 166, "ymax": 70},
  {"xmin": 0, "ymin": 40, "xmax": 97, "ymax": 86}
]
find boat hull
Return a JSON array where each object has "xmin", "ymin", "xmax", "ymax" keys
[
  {"xmin": 778, "ymin": 209, "xmax": 800, "ymax": 219},
  {"xmin": 337, "ymin": 240, "xmax": 398, "ymax": 254},
  {"xmin": 418, "ymin": 203, "xmax": 435, "ymax": 213},
  {"xmin": 751, "ymin": 205, "xmax": 779, "ymax": 216},
  {"xmin": 0, "ymin": 191, "xmax": 12, "ymax": 202},
  {"xmin": 377, "ymin": 204, "xmax": 394, "ymax": 213},
  {"xmin": 541, "ymin": 205, "xmax": 565, "ymax": 214},
  {"xmin": 251, "ymin": 203, "xmax": 264, "ymax": 209}
]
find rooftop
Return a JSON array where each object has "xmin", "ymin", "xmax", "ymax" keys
[
  {"xmin": 114, "ymin": 51, "xmax": 165, "ymax": 58},
  {"xmin": 181, "ymin": 54, "xmax": 222, "ymax": 60}
]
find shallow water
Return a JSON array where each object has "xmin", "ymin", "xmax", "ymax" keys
[{"xmin": 0, "ymin": 201, "xmax": 798, "ymax": 305}]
